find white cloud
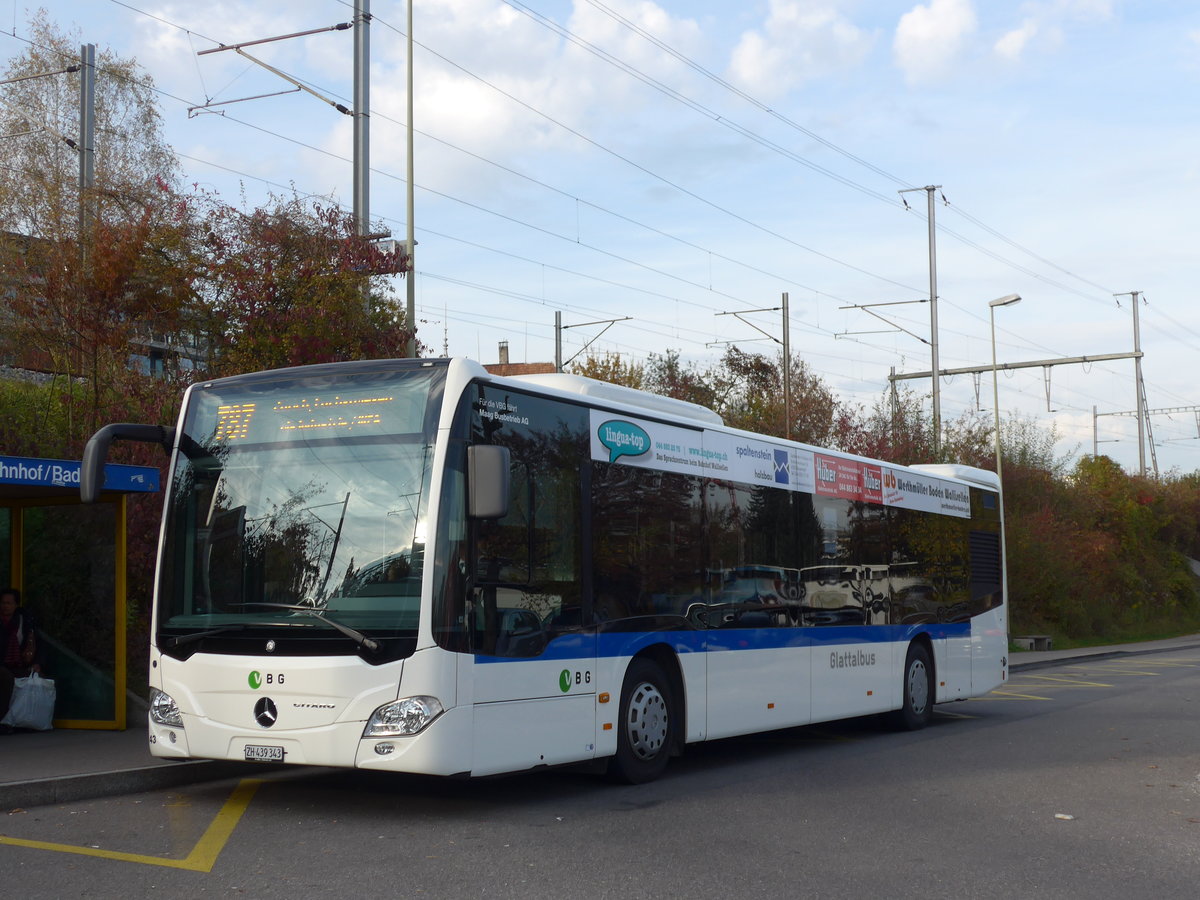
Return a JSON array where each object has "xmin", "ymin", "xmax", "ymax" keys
[
  {"xmin": 893, "ymin": 0, "xmax": 978, "ymax": 85},
  {"xmin": 995, "ymin": 19, "xmax": 1039, "ymax": 61},
  {"xmin": 728, "ymin": 1, "xmax": 873, "ymax": 99},
  {"xmin": 366, "ymin": 0, "xmax": 713, "ymax": 193},
  {"xmin": 991, "ymin": 0, "xmax": 1114, "ymax": 62}
]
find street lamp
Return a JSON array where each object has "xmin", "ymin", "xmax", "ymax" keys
[{"xmin": 989, "ymin": 292, "xmax": 1020, "ymax": 642}]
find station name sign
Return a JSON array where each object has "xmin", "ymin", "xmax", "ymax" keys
[{"xmin": 0, "ymin": 456, "xmax": 160, "ymax": 493}]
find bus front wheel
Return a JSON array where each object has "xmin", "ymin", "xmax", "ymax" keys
[
  {"xmin": 608, "ymin": 658, "xmax": 674, "ymax": 784},
  {"xmin": 893, "ymin": 643, "xmax": 934, "ymax": 730}
]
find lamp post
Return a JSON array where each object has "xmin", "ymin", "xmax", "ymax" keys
[{"xmin": 989, "ymin": 292, "xmax": 1021, "ymax": 641}]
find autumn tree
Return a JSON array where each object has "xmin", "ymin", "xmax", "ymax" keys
[
  {"xmin": 0, "ymin": 182, "xmax": 194, "ymax": 452},
  {"xmin": 192, "ymin": 191, "xmax": 412, "ymax": 376},
  {"xmin": 832, "ymin": 385, "xmax": 936, "ymax": 463},
  {"xmin": 569, "ymin": 352, "xmax": 645, "ymax": 389},
  {"xmin": 572, "ymin": 347, "xmax": 839, "ymax": 445},
  {"xmin": 716, "ymin": 346, "xmax": 838, "ymax": 445},
  {"xmin": 0, "ymin": 11, "xmax": 189, "ymax": 450},
  {"xmin": 571, "ymin": 349, "xmax": 718, "ymax": 408},
  {"xmin": 641, "ymin": 349, "xmax": 722, "ymax": 410},
  {"xmin": 0, "ymin": 10, "xmax": 178, "ymax": 236}
]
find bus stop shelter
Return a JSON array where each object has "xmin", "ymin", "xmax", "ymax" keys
[{"xmin": 0, "ymin": 455, "xmax": 160, "ymax": 730}]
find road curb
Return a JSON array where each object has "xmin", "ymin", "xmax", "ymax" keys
[
  {"xmin": 1009, "ymin": 641, "xmax": 1200, "ymax": 673},
  {"xmin": 1, "ymin": 760, "xmax": 275, "ymax": 811}
]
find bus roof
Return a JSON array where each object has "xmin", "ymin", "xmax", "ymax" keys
[
  {"xmin": 509, "ymin": 372, "xmax": 724, "ymax": 426},
  {"xmin": 910, "ymin": 463, "xmax": 1000, "ymax": 491}
]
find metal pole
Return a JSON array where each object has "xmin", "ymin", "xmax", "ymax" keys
[
  {"xmin": 353, "ymin": 1, "xmax": 369, "ymax": 237},
  {"xmin": 404, "ymin": 0, "xmax": 417, "ymax": 358},
  {"xmin": 353, "ymin": 2, "xmax": 371, "ymax": 313},
  {"xmin": 78, "ymin": 43, "xmax": 95, "ymax": 236},
  {"xmin": 555, "ymin": 310, "xmax": 563, "ymax": 372},
  {"xmin": 889, "ymin": 366, "xmax": 898, "ymax": 446},
  {"xmin": 926, "ymin": 186, "xmax": 940, "ymax": 457},
  {"xmin": 989, "ymin": 293, "xmax": 1020, "ymax": 642},
  {"xmin": 1132, "ymin": 291, "xmax": 1145, "ymax": 476},
  {"xmin": 991, "ymin": 305, "xmax": 1007, "ymax": 642},
  {"xmin": 1093, "ymin": 405, "xmax": 1098, "ymax": 458},
  {"xmin": 782, "ymin": 292, "xmax": 791, "ymax": 441},
  {"xmin": 991, "ymin": 307, "xmax": 1002, "ymax": 481}
]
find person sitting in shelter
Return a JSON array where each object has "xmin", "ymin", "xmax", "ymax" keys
[{"xmin": 0, "ymin": 587, "xmax": 42, "ymax": 727}]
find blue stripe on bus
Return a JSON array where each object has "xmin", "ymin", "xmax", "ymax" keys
[{"xmin": 473, "ymin": 622, "xmax": 971, "ymax": 663}]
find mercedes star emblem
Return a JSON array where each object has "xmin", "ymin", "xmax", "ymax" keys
[{"xmin": 254, "ymin": 696, "xmax": 278, "ymax": 728}]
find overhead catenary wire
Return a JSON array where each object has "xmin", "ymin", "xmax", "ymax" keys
[{"xmin": 4, "ymin": 5, "xmax": 1193, "ymax": 470}]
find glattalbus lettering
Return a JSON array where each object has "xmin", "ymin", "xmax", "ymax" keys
[{"xmin": 830, "ymin": 649, "xmax": 877, "ymax": 669}]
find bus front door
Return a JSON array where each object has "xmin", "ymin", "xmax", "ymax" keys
[{"xmin": 468, "ymin": 585, "xmax": 598, "ymax": 777}]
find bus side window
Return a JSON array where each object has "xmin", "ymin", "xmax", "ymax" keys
[
  {"xmin": 464, "ymin": 385, "xmax": 588, "ymax": 655},
  {"xmin": 591, "ymin": 464, "xmax": 704, "ymax": 625},
  {"xmin": 476, "ymin": 461, "xmax": 531, "ymax": 586},
  {"xmin": 473, "ymin": 454, "xmax": 582, "ymax": 656}
]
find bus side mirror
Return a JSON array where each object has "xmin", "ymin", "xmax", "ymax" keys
[
  {"xmin": 467, "ymin": 445, "xmax": 510, "ymax": 519},
  {"xmin": 81, "ymin": 423, "xmax": 175, "ymax": 503}
]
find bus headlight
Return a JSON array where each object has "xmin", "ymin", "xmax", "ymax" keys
[
  {"xmin": 149, "ymin": 687, "xmax": 183, "ymax": 727},
  {"xmin": 364, "ymin": 696, "xmax": 444, "ymax": 737}
]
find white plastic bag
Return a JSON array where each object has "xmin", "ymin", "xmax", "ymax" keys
[{"xmin": 2, "ymin": 672, "xmax": 56, "ymax": 730}]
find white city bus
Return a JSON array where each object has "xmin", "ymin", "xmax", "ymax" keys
[{"xmin": 82, "ymin": 357, "xmax": 1007, "ymax": 783}]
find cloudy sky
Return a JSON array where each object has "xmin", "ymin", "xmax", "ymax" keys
[{"xmin": 9, "ymin": 1, "xmax": 1200, "ymax": 474}]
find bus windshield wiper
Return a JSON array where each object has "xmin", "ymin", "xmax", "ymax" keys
[
  {"xmin": 162, "ymin": 623, "xmax": 254, "ymax": 648},
  {"xmin": 231, "ymin": 602, "xmax": 380, "ymax": 652}
]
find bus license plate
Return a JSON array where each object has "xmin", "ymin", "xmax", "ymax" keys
[{"xmin": 244, "ymin": 744, "xmax": 285, "ymax": 762}]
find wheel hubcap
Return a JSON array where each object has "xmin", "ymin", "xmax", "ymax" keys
[
  {"xmin": 908, "ymin": 660, "xmax": 929, "ymax": 715},
  {"xmin": 626, "ymin": 681, "xmax": 669, "ymax": 760}
]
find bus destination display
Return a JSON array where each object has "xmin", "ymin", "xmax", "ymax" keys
[{"xmin": 210, "ymin": 393, "xmax": 405, "ymax": 443}]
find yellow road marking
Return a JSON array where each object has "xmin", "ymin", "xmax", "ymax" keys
[
  {"xmin": 1125, "ymin": 661, "xmax": 1200, "ymax": 668},
  {"xmin": 1020, "ymin": 673, "xmax": 1113, "ymax": 686},
  {"xmin": 0, "ymin": 778, "xmax": 261, "ymax": 872},
  {"xmin": 978, "ymin": 689, "xmax": 1053, "ymax": 701},
  {"xmin": 1074, "ymin": 660, "xmax": 1199, "ymax": 673}
]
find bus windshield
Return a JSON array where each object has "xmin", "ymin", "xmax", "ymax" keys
[{"xmin": 157, "ymin": 364, "xmax": 445, "ymax": 656}]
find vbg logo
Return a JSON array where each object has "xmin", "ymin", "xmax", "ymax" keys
[
  {"xmin": 249, "ymin": 671, "xmax": 286, "ymax": 688},
  {"xmin": 559, "ymin": 669, "xmax": 592, "ymax": 692}
]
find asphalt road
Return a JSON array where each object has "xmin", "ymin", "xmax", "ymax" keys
[{"xmin": 4, "ymin": 651, "xmax": 1199, "ymax": 899}]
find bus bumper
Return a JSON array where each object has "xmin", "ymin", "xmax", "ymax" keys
[{"xmin": 147, "ymin": 704, "xmax": 474, "ymax": 777}]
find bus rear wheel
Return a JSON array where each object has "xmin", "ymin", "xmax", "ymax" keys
[
  {"xmin": 893, "ymin": 643, "xmax": 934, "ymax": 730},
  {"xmin": 608, "ymin": 658, "xmax": 674, "ymax": 784}
]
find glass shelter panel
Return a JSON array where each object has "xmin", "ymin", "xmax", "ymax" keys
[
  {"xmin": 23, "ymin": 503, "xmax": 118, "ymax": 721},
  {"xmin": 0, "ymin": 507, "xmax": 9, "ymax": 588}
]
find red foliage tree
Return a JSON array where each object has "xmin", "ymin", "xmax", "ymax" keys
[{"xmin": 191, "ymin": 192, "xmax": 413, "ymax": 377}]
